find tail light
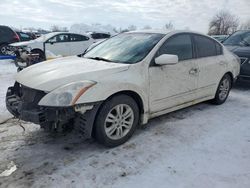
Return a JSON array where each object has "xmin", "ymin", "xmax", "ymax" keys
[{"xmin": 13, "ymin": 32, "xmax": 20, "ymax": 42}]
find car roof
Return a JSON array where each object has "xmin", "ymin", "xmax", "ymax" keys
[
  {"xmin": 127, "ymin": 29, "xmax": 207, "ymax": 36},
  {"xmin": 126, "ymin": 30, "xmax": 223, "ymax": 46},
  {"xmin": 35, "ymin": 32, "xmax": 89, "ymax": 42}
]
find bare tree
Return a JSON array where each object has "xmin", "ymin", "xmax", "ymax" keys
[
  {"xmin": 208, "ymin": 10, "xmax": 239, "ymax": 35},
  {"xmin": 50, "ymin": 25, "xmax": 60, "ymax": 32},
  {"xmin": 143, "ymin": 25, "xmax": 152, "ymax": 30},
  {"xmin": 50, "ymin": 25, "xmax": 69, "ymax": 32},
  {"xmin": 240, "ymin": 19, "xmax": 250, "ymax": 30},
  {"xmin": 127, "ymin": 25, "xmax": 137, "ymax": 31},
  {"xmin": 165, "ymin": 22, "xmax": 174, "ymax": 30},
  {"xmin": 61, "ymin": 27, "xmax": 69, "ymax": 32}
]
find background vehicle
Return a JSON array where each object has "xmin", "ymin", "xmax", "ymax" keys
[
  {"xmin": 211, "ymin": 35, "xmax": 228, "ymax": 42},
  {"xmin": 0, "ymin": 25, "xmax": 20, "ymax": 55},
  {"xmin": 16, "ymin": 31, "xmax": 36, "ymax": 41},
  {"xmin": 6, "ymin": 30, "xmax": 240, "ymax": 147},
  {"xmin": 223, "ymin": 30, "xmax": 250, "ymax": 81},
  {"xmin": 86, "ymin": 32, "xmax": 111, "ymax": 42},
  {"xmin": 11, "ymin": 32, "xmax": 95, "ymax": 61}
]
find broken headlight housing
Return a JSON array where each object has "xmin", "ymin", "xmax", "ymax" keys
[{"xmin": 38, "ymin": 81, "xmax": 96, "ymax": 107}]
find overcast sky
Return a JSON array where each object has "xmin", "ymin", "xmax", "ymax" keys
[{"xmin": 0, "ymin": 0, "xmax": 249, "ymax": 33}]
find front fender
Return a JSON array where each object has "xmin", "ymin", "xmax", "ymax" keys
[{"xmin": 76, "ymin": 81, "xmax": 149, "ymax": 114}]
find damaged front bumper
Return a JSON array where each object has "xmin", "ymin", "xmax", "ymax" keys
[
  {"xmin": 6, "ymin": 82, "xmax": 75, "ymax": 124},
  {"xmin": 5, "ymin": 82, "xmax": 101, "ymax": 138}
]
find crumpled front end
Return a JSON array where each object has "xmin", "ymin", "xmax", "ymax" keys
[
  {"xmin": 6, "ymin": 82, "xmax": 75, "ymax": 125},
  {"xmin": 5, "ymin": 82, "xmax": 101, "ymax": 138}
]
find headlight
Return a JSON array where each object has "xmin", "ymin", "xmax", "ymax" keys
[{"xmin": 38, "ymin": 81, "xmax": 96, "ymax": 107}]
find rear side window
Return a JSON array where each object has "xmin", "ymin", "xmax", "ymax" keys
[
  {"xmin": 194, "ymin": 35, "xmax": 218, "ymax": 58},
  {"xmin": 70, "ymin": 34, "xmax": 89, "ymax": 42},
  {"xmin": 91, "ymin": 33, "xmax": 99, "ymax": 39},
  {"xmin": 157, "ymin": 34, "xmax": 193, "ymax": 61},
  {"xmin": 18, "ymin": 32, "xmax": 32, "ymax": 41},
  {"xmin": 91, "ymin": 33, "xmax": 110, "ymax": 39},
  {"xmin": 101, "ymin": 34, "xmax": 110, "ymax": 39}
]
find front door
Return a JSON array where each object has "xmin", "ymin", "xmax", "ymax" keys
[
  {"xmin": 149, "ymin": 34, "xmax": 198, "ymax": 113},
  {"xmin": 69, "ymin": 34, "xmax": 93, "ymax": 55},
  {"xmin": 45, "ymin": 34, "xmax": 71, "ymax": 56}
]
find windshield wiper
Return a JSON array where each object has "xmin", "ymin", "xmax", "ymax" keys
[{"xmin": 87, "ymin": 57, "xmax": 113, "ymax": 62}]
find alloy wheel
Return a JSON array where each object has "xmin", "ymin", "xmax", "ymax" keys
[{"xmin": 104, "ymin": 104, "xmax": 134, "ymax": 140}]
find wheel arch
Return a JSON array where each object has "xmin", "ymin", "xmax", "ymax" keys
[
  {"xmin": 106, "ymin": 90, "xmax": 145, "ymax": 114},
  {"xmin": 31, "ymin": 48, "xmax": 44, "ymax": 54},
  {"xmin": 91, "ymin": 90, "xmax": 145, "ymax": 138},
  {"xmin": 224, "ymin": 71, "xmax": 234, "ymax": 87}
]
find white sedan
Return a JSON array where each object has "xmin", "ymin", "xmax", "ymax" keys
[
  {"xmin": 10, "ymin": 32, "xmax": 95, "ymax": 61},
  {"xmin": 6, "ymin": 30, "xmax": 240, "ymax": 147}
]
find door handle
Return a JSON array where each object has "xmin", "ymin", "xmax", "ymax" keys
[{"xmin": 189, "ymin": 68, "xmax": 199, "ymax": 75}]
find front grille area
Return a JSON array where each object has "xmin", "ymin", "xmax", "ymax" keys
[{"xmin": 14, "ymin": 82, "xmax": 46, "ymax": 109}]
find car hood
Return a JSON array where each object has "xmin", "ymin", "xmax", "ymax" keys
[
  {"xmin": 16, "ymin": 56, "xmax": 130, "ymax": 91},
  {"xmin": 225, "ymin": 45, "xmax": 250, "ymax": 55},
  {"xmin": 10, "ymin": 40, "xmax": 36, "ymax": 47}
]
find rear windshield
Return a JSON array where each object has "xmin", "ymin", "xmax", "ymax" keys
[{"xmin": 223, "ymin": 31, "xmax": 250, "ymax": 46}]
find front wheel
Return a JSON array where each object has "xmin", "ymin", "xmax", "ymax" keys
[
  {"xmin": 94, "ymin": 95, "xmax": 139, "ymax": 147},
  {"xmin": 212, "ymin": 74, "xmax": 232, "ymax": 105},
  {"xmin": 31, "ymin": 49, "xmax": 45, "ymax": 63},
  {"xmin": 0, "ymin": 44, "xmax": 8, "ymax": 55}
]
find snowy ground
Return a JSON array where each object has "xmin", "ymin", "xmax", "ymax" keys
[{"xmin": 0, "ymin": 60, "xmax": 250, "ymax": 188}]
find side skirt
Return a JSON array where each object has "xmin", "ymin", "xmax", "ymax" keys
[{"xmin": 149, "ymin": 95, "xmax": 214, "ymax": 119}]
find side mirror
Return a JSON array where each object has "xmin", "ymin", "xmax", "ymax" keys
[{"xmin": 155, "ymin": 54, "xmax": 178, "ymax": 65}]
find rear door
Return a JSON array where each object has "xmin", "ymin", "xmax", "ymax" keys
[
  {"xmin": 45, "ymin": 34, "xmax": 71, "ymax": 56},
  {"xmin": 69, "ymin": 34, "xmax": 93, "ymax": 55},
  {"xmin": 193, "ymin": 34, "xmax": 226, "ymax": 98}
]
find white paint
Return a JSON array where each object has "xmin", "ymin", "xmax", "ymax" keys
[
  {"xmin": 10, "ymin": 32, "xmax": 95, "ymax": 57},
  {"xmin": 0, "ymin": 59, "xmax": 249, "ymax": 187},
  {"xmin": 14, "ymin": 30, "xmax": 240, "ymax": 124}
]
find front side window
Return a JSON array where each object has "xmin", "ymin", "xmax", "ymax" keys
[
  {"xmin": 84, "ymin": 33, "xmax": 164, "ymax": 64},
  {"xmin": 194, "ymin": 35, "xmax": 217, "ymax": 58},
  {"xmin": 47, "ymin": 34, "xmax": 69, "ymax": 43},
  {"xmin": 157, "ymin": 34, "xmax": 193, "ymax": 61}
]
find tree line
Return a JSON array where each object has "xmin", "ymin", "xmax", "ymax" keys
[{"xmin": 208, "ymin": 10, "xmax": 250, "ymax": 35}]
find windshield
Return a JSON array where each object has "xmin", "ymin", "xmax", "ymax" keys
[
  {"xmin": 223, "ymin": 31, "xmax": 250, "ymax": 46},
  {"xmin": 83, "ymin": 33, "xmax": 165, "ymax": 64}
]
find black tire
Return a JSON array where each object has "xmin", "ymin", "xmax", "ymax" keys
[
  {"xmin": 0, "ymin": 43, "xmax": 8, "ymax": 55},
  {"xmin": 94, "ymin": 94, "xmax": 139, "ymax": 147},
  {"xmin": 31, "ymin": 49, "xmax": 45, "ymax": 62},
  {"xmin": 212, "ymin": 74, "xmax": 232, "ymax": 105}
]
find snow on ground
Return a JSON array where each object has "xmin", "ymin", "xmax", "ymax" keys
[
  {"xmin": 0, "ymin": 60, "xmax": 250, "ymax": 188},
  {"xmin": 0, "ymin": 60, "xmax": 16, "ymax": 121}
]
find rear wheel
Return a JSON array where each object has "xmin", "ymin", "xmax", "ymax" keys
[
  {"xmin": 212, "ymin": 74, "xmax": 232, "ymax": 105},
  {"xmin": 94, "ymin": 95, "xmax": 139, "ymax": 147}
]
